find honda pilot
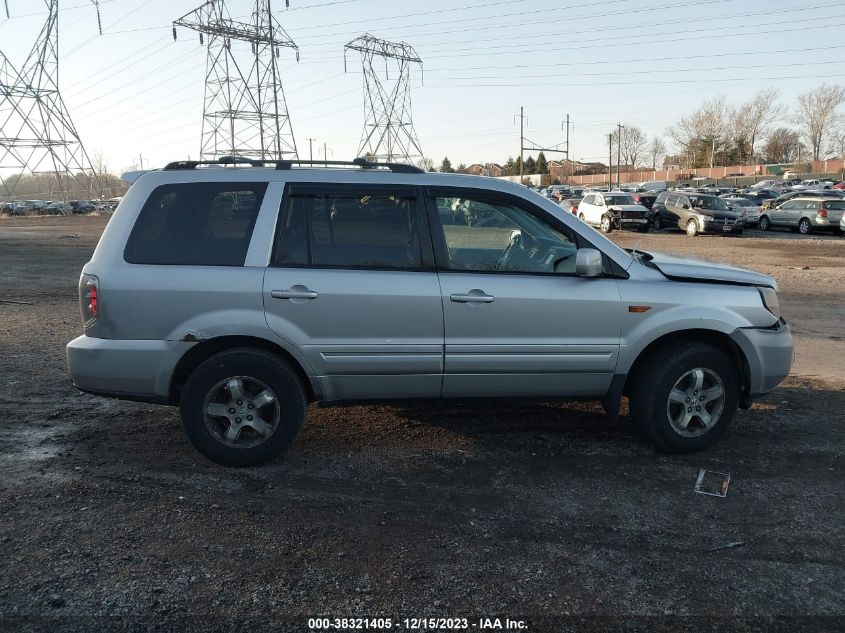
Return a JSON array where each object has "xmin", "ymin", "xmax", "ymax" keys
[{"xmin": 66, "ymin": 158, "xmax": 793, "ymax": 466}]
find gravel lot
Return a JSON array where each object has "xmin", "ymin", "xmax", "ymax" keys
[{"xmin": 1, "ymin": 215, "xmax": 843, "ymax": 632}]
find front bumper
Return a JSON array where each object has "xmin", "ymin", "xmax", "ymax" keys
[
  {"xmin": 613, "ymin": 215, "xmax": 649, "ymax": 229},
  {"xmin": 66, "ymin": 335, "xmax": 194, "ymax": 403},
  {"xmin": 700, "ymin": 218, "xmax": 743, "ymax": 234},
  {"xmin": 730, "ymin": 319, "xmax": 794, "ymax": 397}
]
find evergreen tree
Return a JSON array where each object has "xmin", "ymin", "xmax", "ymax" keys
[
  {"xmin": 536, "ymin": 152, "xmax": 548, "ymax": 175},
  {"xmin": 504, "ymin": 157, "xmax": 516, "ymax": 175},
  {"xmin": 524, "ymin": 155, "xmax": 536, "ymax": 174},
  {"xmin": 455, "ymin": 163, "xmax": 468, "ymax": 174},
  {"xmin": 439, "ymin": 156, "xmax": 455, "ymax": 173}
]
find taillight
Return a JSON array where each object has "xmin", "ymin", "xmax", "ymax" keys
[
  {"xmin": 818, "ymin": 208, "xmax": 828, "ymax": 218},
  {"xmin": 79, "ymin": 274, "xmax": 99, "ymax": 327}
]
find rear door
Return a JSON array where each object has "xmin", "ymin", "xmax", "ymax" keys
[
  {"xmin": 263, "ymin": 183, "xmax": 444, "ymax": 401},
  {"xmin": 425, "ymin": 187, "xmax": 622, "ymax": 398}
]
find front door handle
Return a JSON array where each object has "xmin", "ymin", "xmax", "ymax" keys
[
  {"xmin": 271, "ymin": 286, "xmax": 319, "ymax": 300},
  {"xmin": 450, "ymin": 291, "xmax": 495, "ymax": 304}
]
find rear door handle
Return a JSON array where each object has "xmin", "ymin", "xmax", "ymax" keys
[
  {"xmin": 271, "ymin": 286, "xmax": 318, "ymax": 300},
  {"xmin": 450, "ymin": 292, "xmax": 495, "ymax": 304}
]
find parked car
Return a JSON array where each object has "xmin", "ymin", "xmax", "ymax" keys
[
  {"xmin": 631, "ymin": 192, "xmax": 656, "ymax": 210},
  {"xmin": 68, "ymin": 200, "xmax": 95, "ymax": 213},
  {"xmin": 759, "ymin": 196, "xmax": 845, "ymax": 235},
  {"xmin": 46, "ymin": 201, "xmax": 70, "ymax": 215},
  {"xmin": 66, "ymin": 157, "xmax": 792, "ymax": 466},
  {"xmin": 791, "ymin": 179, "xmax": 833, "ymax": 191},
  {"xmin": 651, "ymin": 192, "xmax": 743, "ymax": 236},
  {"xmin": 723, "ymin": 197, "xmax": 761, "ymax": 226},
  {"xmin": 547, "ymin": 184, "xmax": 572, "ymax": 201},
  {"xmin": 558, "ymin": 197, "xmax": 581, "ymax": 215},
  {"xmin": 637, "ymin": 180, "xmax": 667, "ymax": 192},
  {"xmin": 762, "ymin": 189, "xmax": 841, "ymax": 211},
  {"xmin": 577, "ymin": 191, "xmax": 650, "ymax": 233}
]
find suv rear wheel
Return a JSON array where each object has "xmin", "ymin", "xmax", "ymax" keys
[
  {"xmin": 180, "ymin": 348, "xmax": 306, "ymax": 466},
  {"xmin": 798, "ymin": 218, "xmax": 811, "ymax": 235},
  {"xmin": 629, "ymin": 342, "xmax": 739, "ymax": 453}
]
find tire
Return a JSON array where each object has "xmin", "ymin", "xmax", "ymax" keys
[
  {"xmin": 798, "ymin": 218, "xmax": 811, "ymax": 235},
  {"xmin": 686, "ymin": 218, "xmax": 699, "ymax": 236},
  {"xmin": 759, "ymin": 215, "xmax": 771, "ymax": 231},
  {"xmin": 652, "ymin": 215, "xmax": 661, "ymax": 230},
  {"xmin": 578, "ymin": 212, "xmax": 586, "ymax": 222},
  {"xmin": 600, "ymin": 215, "xmax": 613, "ymax": 233},
  {"xmin": 179, "ymin": 348, "xmax": 307, "ymax": 466},
  {"xmin": 629, "ymin": 342, "xmax": 740, "ymax": 453}
]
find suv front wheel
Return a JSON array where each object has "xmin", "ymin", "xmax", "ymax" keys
[
  {"xmin": 629, "ymin": 342, "xmax": 740, "ymax": 453},
  {"xmin": 180, "ymin": 348, "xmax": 307, "ymax": 466}
]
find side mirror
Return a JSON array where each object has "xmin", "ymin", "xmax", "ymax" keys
[{"xmin": 576, "ymin": 248, "xmax": 603, "ymax": 278}]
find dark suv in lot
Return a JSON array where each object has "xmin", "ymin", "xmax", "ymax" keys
[{"xmin": 652, "ymin": 192, "xmax": 743, "ymax": 236}]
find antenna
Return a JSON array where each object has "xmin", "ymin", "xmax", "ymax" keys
[
  {"xmin": 0, "ymin": 1, "xmax": 102, "ymax": 201},
  {"xmin": 173, "ymin": 0, "xmax": 299, "ymax": 160},
  {"xmin": 344, "ymin": 33, "xmax": 423, "ymax": 164}
]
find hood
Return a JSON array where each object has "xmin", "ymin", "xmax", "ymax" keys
[
  {"xmin": 643, "ymin": 250, "xmax": 777, "ymax": 289},
  {"xmin": 608, "ymin": 204, "xmax": 648, "ymax": 213},
  {"xmin": 691, "ymin": 209, "xmax": 739, "ymax": 220}
]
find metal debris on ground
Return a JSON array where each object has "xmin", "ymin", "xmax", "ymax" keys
[{"xmin": 694, "ymin": 469, "xmax": 731, "ymax": 497}]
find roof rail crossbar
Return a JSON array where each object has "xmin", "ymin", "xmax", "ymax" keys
[{"xmin": 162, "ymin": 156, "xmax": 424, "ymax": 174}]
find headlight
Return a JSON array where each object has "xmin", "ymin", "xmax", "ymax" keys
[{"xmin": 758, "ymin": 286, "xmax": 780, "ymax": 319}]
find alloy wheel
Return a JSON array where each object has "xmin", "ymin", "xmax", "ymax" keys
[
  {"xmin": 666, "ymin": 368, "xmax": 725, "ymax": 438},
  {"xmin": 202, "ymin": 376, "xmax": 281, "ymax": 448}
]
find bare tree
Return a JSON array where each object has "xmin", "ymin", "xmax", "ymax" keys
[
  {"xmin": 647, "ymin": 136, "xmax": 666, "ymax": 170},
  {"xmin": 416, "ymin": 157, "xmax": 435, "ymax": 172},
  {"xmin": 667, "ymin": 96, "xmax": 731, "ymax": 167},
  {"xmin": 732, "ymin": 88, "xmax": 784, "ymax": 164},
  {"xmin": 763, "ymin": 127, "xmax": 802, "ymax": 164},
  {"xmin": 830, "ymin": 128, "xmax": 845, "ymax": 159},
  {"xmin": 611, "ymin": 126, "xmax": 647, "ymax": 170},
  {"xmin": 794, "ymin": 83, "xmax": 845, "ymax": 160}
]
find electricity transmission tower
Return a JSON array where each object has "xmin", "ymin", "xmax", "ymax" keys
[
  {"xmin": 173, "ymin": 0, "xmax": 299, "ymax": 161},
  {"xmin": 344, "ymin": 34, "xmax": 423, "ymax": 164},
  {"xmin": 0, "ymin": 0, "xmax": 102, "ymax": 201}
]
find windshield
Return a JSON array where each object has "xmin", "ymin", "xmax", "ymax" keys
[
  {"xmin": 688, "ymin": 195, "xmax": 728, "ymax": 211},
  {"xmin": 605, "ymin": 195, "xmax": 635, "ymax": 205},
  {"xmin": 727, "ymin": 198, "xmax": 752, "ymax": 207}
]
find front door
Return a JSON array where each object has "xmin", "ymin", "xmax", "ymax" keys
[
  {"xmin": 426, "ymin": 189, "xmax": 622, "ymax": 398},
  {"xmin": 264, "ymin": 183, "xmax": 443, "ymax": 401}
]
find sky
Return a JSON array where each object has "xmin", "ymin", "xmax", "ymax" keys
[{"xmin": 1, "ymin": 0, "xmax": 843, "ymax": 173}]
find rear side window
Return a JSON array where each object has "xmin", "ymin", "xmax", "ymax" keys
[
  {"xmin": 124, "ymin": 182, "xmax": 267, "ymax": 266},
  {"xmin": 273, "ymin": 191, "xmax": 421, "ymax": 270},
  {"xmin": 823, "ymin": 200, "xmax": 845, "ymax": 210}
]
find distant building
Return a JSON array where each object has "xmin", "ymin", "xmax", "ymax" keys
[
  {"xmin": 465, "ymin": 163, "xmax": 504, "ymax": 177},
  {"xmin": 548, "ymin": 159, "xmax": 607, "ymax": 179}
]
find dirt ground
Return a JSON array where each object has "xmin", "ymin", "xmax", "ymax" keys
[{"xmin": 0, "ymin": 215, "xmax": 843, "ymax": 632}]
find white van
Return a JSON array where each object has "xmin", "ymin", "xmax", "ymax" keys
[{"xmin": 638, "ymin": 180, "xmax": 667, "ymax": 192}]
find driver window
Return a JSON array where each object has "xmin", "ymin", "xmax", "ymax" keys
[{"xmin": 431, "ymin": 195, "xmax": 577, "ymax": 274}]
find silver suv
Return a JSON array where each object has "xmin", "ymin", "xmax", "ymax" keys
[{"xmin": 66, "ymin": 158, "xmax": 793, "ymax": 466}]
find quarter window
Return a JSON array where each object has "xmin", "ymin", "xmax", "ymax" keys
[
  {"xmin": 124, "ymin": 182, "xmax": 267, "ymax": 266},
  {"xmin": 273, "ymin": 191, "xmax": 421, "ymax": 270},
  {"xmin": 431, "ymin": 195, "xmax": 577, "ymax": 274}
]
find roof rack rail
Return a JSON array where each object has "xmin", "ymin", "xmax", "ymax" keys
[{"xmin": 162, "ymin": 155, "xmax": 425, "ymax": 174}]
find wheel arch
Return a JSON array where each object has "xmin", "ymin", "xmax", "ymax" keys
[
  {"xmin": 622, "ymin": 329, "xmax": 750, "ymax": 404},
  {"xmin": 169, "ymin": 335, "xmax": 320, "ymax": 405}
]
